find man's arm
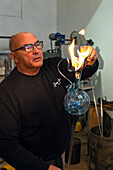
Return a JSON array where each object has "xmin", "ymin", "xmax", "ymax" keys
[
  {"xmin": 81, "ymin": 59, "xmax": 99, "ymax": 80},
  {"xmin": 80, "ymin": 45, "xmax": 99, "ymax": 80}
]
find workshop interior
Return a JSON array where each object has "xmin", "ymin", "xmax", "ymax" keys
[{"xmin": 0, "ymin": 0, "xmax": 113, "ymax": 170}]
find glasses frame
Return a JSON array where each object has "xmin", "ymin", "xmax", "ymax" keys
[{"xmin": 12, "ymin": 41, "xmax": 43, "ymax": 52}]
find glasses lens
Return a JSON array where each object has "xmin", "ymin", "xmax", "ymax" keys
[
  {"xmin": 35, "ymin": 42, "xmax": 43, "ymax": 49},
  {"xmin": 25, "ymin": 44, "xmax": 33, "ymax": 52}
]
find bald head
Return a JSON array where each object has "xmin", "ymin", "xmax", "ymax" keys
[{"xmin": 9, "ymin": 32, "xmax": 37, "ymax": 52}]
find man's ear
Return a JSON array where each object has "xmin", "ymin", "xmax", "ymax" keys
[{"xmin": 10, "ymin": 52, "xmax": 19, "ymax": 63}]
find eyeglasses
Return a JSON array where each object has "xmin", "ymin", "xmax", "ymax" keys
[{"xmin": 13, "ymin": 41, "xmax": 43, "ymax": 52}]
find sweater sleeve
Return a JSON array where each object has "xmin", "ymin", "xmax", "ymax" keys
[
  {"xmin": 81, "ymin": 59, "xmax": 99, "ymax": 80},
  {"xmin": 0, "ymin": 101, "xmax": 50, "ymax": 170}
]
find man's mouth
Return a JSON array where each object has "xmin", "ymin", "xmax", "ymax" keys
[
  {"xmin": 33, "ymin": 54, "xmax": 42, "ymax": 62},
  {"xmin": 34, "ymin": 56, "xmax": 41, "ymax": 61}
]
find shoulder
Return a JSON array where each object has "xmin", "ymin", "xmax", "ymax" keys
[
  {"xmin": 0, "ymin": 67, "xmax": 23, "ymax": 94},
  {"xmin": 43, "ymin": 57, "xmax": 61, "ymax": 66},
  {"xmin": 43, "ymin": 57, "xmax": 68, "ymax": 70},
  {"xmin": 0, "ymin": 67, "xmax": 18, "ymax": 85}
]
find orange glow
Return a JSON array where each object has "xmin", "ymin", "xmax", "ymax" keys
[
  {"xmin": 68, "ymin": 39, "xmax": 90, "ymax": 71},
  {"xmin": 79, "ymin": 29, "xmax": 85, "ymax": 35}
]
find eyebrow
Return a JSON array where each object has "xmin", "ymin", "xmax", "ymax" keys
[{"xmin": 23, "ymin": 40, "xmax": 39, "ymax": 46}]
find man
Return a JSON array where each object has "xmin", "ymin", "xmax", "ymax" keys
[{"xmin": 0, "ymin": 32, "xmax": 98, "ymax": 170}]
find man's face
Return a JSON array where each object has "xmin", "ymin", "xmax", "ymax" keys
[{"xmin": 11, "ymin": 33, "xmax": 43, "ymax": 75}]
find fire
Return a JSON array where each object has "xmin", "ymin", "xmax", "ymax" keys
[
  {"xmin": 79, "ymin": 29, "xmax": 85, "ymax": 35},
  {"xmin": 68, "ymin": 39, "xmax": 90, "ymax": 71}
]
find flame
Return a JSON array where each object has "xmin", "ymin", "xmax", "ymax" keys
[
  {"xmin": 79, "ymin": 29, "xmax": 85, "ymax": 35},
  {"xmin": 68, "ymin": 39, "xmax": 90, "ymax": 71}
]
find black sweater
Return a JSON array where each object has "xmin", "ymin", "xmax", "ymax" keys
[{"xmin": 0, "ymin": 57, "xmax": 98, "ymax": 170}]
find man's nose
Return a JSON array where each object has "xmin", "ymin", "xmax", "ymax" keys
[{"xmin": 33, "ymin": 45, "xmax": 39, "ymax": 52}]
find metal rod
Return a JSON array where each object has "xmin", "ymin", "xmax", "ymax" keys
[
  {"xmin": 0, "ymin": 36, "xmax": 12, "ymax": 39},
  {"xmin": 100, "ymin": 72, "xmax": 103, "ymax": 136},
  {"xmin": 91, "ymin": 80, "xmax": 102, "ymax": 136},
  {"xmin": 67, "ymin": 116, "xmax": 78, "ymax": 170},
  {"xmin": 75, "ymin": 71, "xmax": 81, "ymax": 89},
  {"xmin": 100, "ymin": 97, "xmax": 103, "ymax": 136}
]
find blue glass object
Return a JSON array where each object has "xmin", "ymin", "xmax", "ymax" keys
[
  {"xmin": 64, "ymin": 88, "xmax": 90, "ymax": 116},
  {"xmin": 57, "ymin": 58, "xmax": 90, "ymax": 116}
]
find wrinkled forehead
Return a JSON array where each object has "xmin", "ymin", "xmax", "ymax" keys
[
  {"xmin": 11, "ymin": 32, "xmax": 38, "ymax": 50},
  {"xmin": 16, "ymin": 33, "xmax": 38, "ymax": 46}
]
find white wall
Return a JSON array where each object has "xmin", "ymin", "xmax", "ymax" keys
[
  {"xmin": 86, "ymin": 0, "xmax": 113, "ymax": 101},
  {"xmin": 0, "ymin": 0, "xmax": 57, "ymax": 51},
  {"xmin": 57, "ymin": 0, "xmax": 102, "ymax": 38},
  {"xmin": 57, "ymin": 0, "xmax": 113, "ymax": 101}
]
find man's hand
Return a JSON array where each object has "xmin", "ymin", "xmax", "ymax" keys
[
  {"xmin": 48, "ymin": 165, "xmax": 61, "ymax": 170},
  {"xmin": 80, "ymin": 46, "xmax": 98, "ymax": 66}
]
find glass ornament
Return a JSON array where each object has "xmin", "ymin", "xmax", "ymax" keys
[{"xmin": 64, "ymin": 88, "xmax": 90, "ymax": 116}]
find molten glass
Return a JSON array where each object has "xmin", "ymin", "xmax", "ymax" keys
[{"xmin": 64, "ymin": 88, "xmax": 90, "ymax": 116}]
